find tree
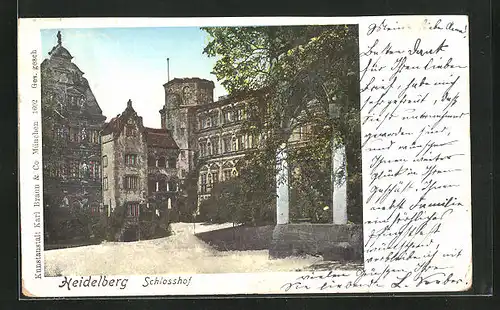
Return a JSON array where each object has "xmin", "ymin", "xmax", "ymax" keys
[{"xmin": 203, "ymin": 25, "xmax": 362, "ymax": 223}]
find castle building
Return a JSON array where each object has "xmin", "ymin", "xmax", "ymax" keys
[
  {"xmin": 41, "ymin": 32, "xmax": 106, "ymax": 242},
  {"xmin": 194, "ymin": 95, "xmax": 254, "ymax": 203},
  {"xmin": 159, "ymin": 78, "xmax": 310, "ymax": 207},
  {"xmin": 101, "ymin": 100, "xmax": 179, "ymax": 241},
  {"xmin": 159, "ymin": 78, "xmax": 216, "ymax": 210},
  {"xmin": 41, "ymin": 31, "xmax": 316, "ymax": 243}
]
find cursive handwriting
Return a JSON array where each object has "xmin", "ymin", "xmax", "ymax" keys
[
  {"xmin": 360, "ymin": 16, "xmax": 470, "ymax": 291},
  {"xmin": 279, "ymin": 16, "xmax": 470, "ymax": 293}
]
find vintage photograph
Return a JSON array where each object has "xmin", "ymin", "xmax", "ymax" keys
[
  {"xmin": 20, "ymin": 15, "xmax": 474, "ymax": 296},
  {"xmin": 39, "ymin": 25, "xmax": 362, "ymax": 276}
]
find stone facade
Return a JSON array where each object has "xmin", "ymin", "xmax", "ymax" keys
[
  {"xmin": 41, "ymin": 32, "xmax": 106, "ymax": 243},
  {"xmin": 194, "ymin": 97, "xmax": 253, "ymax": 203},
  {"xmin": 146, "ymin": 127, "xmax": 181, "ymax": 222},
  {"xmin": 159, "ymin": 78, "xmax": 313, "ymax": 208},
  {"xmin": 102, "ymin": 100, "xmax": 179, "ymax": 241}
]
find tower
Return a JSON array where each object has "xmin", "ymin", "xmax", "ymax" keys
[
  {"xmin": 159, "ymin": 78, "xmax": 214, "ymax": 217},
  {"xmin": 41, "ymin": 31, "xmax": 106, "ymax": 244},
  {"xmin": 159, "ymin": 78, "xmax": 214, "ymax": 178}
]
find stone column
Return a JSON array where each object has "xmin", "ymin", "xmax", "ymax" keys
[
  {"xmin": 332, "ymin": 142, "xmax": 347, "ymax": 225},
  {"xmin": 276, "ymin": 143, "xmax": 289, "ymax": 225}
]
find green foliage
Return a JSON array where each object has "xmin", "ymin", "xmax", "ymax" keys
[
  {"xmin": 177, "ymin": 169, "xmax": 200, "ymax": 222},
  {"xmin": 106, "ymin": 204, "xmax": 127, "ymax": 241},
  {"xmin": 202, "ymin": 25, "xmax": 362, "ymax": 223},
  {"xmin": 199, "ymin": 151, "xmax": 276, "ymax": 226},
  {"xmin": 139, "ymin": 220, "xmax": 172, "ymax": 240},
  {"xmin": 289, "ymin": 144, "xmax": 332, "ymax": 223},
  {"xmin": 43, "ymin": 204, "xmax": 106, "ymax": 244}
]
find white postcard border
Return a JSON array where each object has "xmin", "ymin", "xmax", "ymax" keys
[{"xmin": 19, "ymin": 15, "xmax": 472, "ymax": 297}]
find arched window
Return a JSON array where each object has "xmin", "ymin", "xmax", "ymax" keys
[
  {"xmin": 212, "ymin": 138, "xmax": 219, "ymax": 155},
  {"xmin": 223, "ymin": 136, "xmax": 231, "ymax": 153},
  {"xmin": 200, "ymin": 173, "xmax": 207, "ymax": 193},
  {"xmin": 212, "ymin": 112, "xmax": 219, "ymax": 126},
  {"xmin": 167, "ymin": 157, "xmax": 176, "ymax": 168},
  {"xmin": 148, "ymin": 179, "xmax": 156, "ymax": 194},
  {"xmin": 237, "ymin": 135, "xmax": 244, "ymax": 150},
  {"xmin": 157, "ymin": 157, "xmax": 166, "ymax": 168},
  {"xmin": 207, "ymin": 140, "xmax": 212, "ymax": 156},
  {"xmin": 232, "ymin": 137, "xmax": 237, "ymax": 152},
  {"xmin": 158, "ymin": 179, "xmax": 166, "ymax": 191},
  {"xmin": 148, "ymin": 155, "xmax": 156, "ymax": 167}
]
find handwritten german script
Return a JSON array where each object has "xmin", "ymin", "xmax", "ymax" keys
[{"xmin": 280, "ymin": 16, "xmax": 471, "ymax": 293}]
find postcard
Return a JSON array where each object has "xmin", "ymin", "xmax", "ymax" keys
[{"xmin": 18, "ymin": 16, "xmax": 471, "ymax": 297}]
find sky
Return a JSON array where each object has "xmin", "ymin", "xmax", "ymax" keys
[{"xmin": 41, "ymin": 27, "xmax": 227, "ymax": 128}]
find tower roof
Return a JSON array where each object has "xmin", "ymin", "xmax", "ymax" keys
[
  {"xmin": 144, "ymin": 127, "xmax": 179, "ymax": 149},
  {"xmin": 101, "ymin": 99, "xmax": 142, "ymax": 136},
  {"xmin": 163, "ymin": 77, "xmax": 214, "ymax": 88},
  {"xmin": 48, "ymin": 31, "xmax": 73, "ymax": 59}
]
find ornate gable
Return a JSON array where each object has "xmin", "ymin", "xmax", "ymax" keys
[{"xmin": 41, "ymin": 31, "xmax": 105, "ymax": 120}]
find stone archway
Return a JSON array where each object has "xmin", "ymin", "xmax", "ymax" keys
[{"xmin": 270, "ymin": 109, "xmax": 354, "ymax": 260}]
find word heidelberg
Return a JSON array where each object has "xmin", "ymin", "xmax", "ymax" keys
[{"xmin": 58, "ymin": 276, "xmax": 128, "ymax": 290}]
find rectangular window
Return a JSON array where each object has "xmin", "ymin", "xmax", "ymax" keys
[
  {"xmin": 89, "ymin": 161, "xmax": 100, "ymax": 179},
  {"xmin": 62, "ymin": 160, "xmax": 69, "ymax": 177},
  {"xmin": 103, "ymin": 176, "xmax": 108, "ymax": 190},
  {"xmin": 238, "ymin": 135, "xmax": 244, "ymax": 150},
  {"xmin": 69, "ymin": 127, "xmax": 79, "ymax": 142},
  {"xmin": 167, "ymin": 157, "xmax": 176, "ymax": 168},
  {"xmin": 53, "ymin": 125, "xmax": 64, "ymax": 140},
  {"xmin": 69, "ymin": 96, "xmax": 76, "ymax": 108},
  {"xmin": 212, "ymin": 139, "xmax": 219, "ymax": 155},
  {"xmin": 212, "ymin": 113, "xmax": 219, "ymax": 127},
  {"xmin": 201, "ymin": 174, "xmax": 207, "ymax": 193},
  {"xmin": 124, "ymin": 175, "xmax": 139, "ymax": 190},
  {"xmin": 207, "ymin": 142, "xmax": 212, "ymax": 156},
  {"xmin": 69, "ymin": 160, "xmax": 79, "ymax": 177},
  {"xmin": 254, "ymin": 134, "xmax": 260, "ymax": 148},
  {"xmin": 200, "ymin": 142, "xmax": 208, "ymax": 158},
  {"xmin": 222, "ymin": 110, "xmax": 227, "ymax": 123},
  {"xmin": 207, "ymin": 174, "xmax": 213, "ymax": 191},
  {"xmin": 127, "ymin": 203, "xmax": 140, "ymax": 217},
  {"xmin": 235, "ymin": 109, "xmax": 243, "ymax": 121},
  {"xmin": 232, "ymin": 138, "xmax": 237, "ymax": 152},
  {"xmin": 126, "ymin": 125, "xmax": 136, "ymax": 137},
  {"xmin": 125, "ymin": 154, "xmax": 138, "ymax": 166},
  {"xmin": 223, "ymin": 137, "xmax": 231, "ymax": 153},
  {"xmin": 88, "ymin": 130, "xmax": 99, "ymax": 144},
  {"xmin": 103, "ymin": 155, "xmax": 108, "ymax": 167}
]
